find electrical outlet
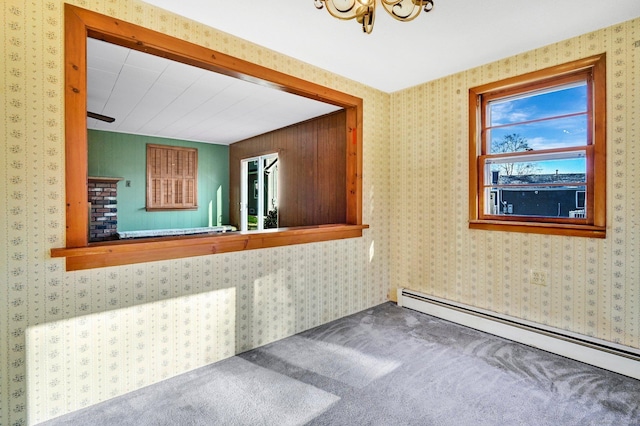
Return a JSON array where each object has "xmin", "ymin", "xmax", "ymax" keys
[{"xmin": 530, "ymin": 269, "xmax": 547, "ymax": 286}]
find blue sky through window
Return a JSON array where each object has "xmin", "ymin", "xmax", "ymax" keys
[{"xmin": 488, "ymin": 82, "xmax": 588, "ymax": 174}]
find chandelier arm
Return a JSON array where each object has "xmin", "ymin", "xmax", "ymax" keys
[
  {"xmin": 385, "ymin": 11, "xmax": 422, "ymax": 22},
  {"xmin": 422, "ymin": 0, "xmax": 434, "ymax": 12},
  {"xmin": 380, "ymin": 0, "xmax": 434, "ymax": 15},
  {"xmin": 359, "ymin": 5, "xmax": 375, "ymax": 33},
  {"xmin": 322, "ymin": 0, "xmax": 362, "ymax": 20}
]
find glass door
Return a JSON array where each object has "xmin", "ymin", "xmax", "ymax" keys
[{"xmin": 240, "ymin": 154, "xmax": 278, "ymax": 231}]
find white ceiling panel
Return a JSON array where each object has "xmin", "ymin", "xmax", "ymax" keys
[
  {"xmin": 87, "ymin": 39, "xmax": 340, "ymax": 145},
  {"xmin": 117, "ymin": 84, "xmax": 185, "ymax": 132},
  {"xmin": 125, "ymin": 49, "xmax": 170, "ymax": 73},
  {"xmin": 156, "ymin": 61, "xmax": 206, "ymax": 88},
  {"xmin": 87, "ymin": 37, "xmax": 128, "ymax": 65},
  {"xmin": 101, "ymin": 65, "xmax": 159, "ymax": 118}
]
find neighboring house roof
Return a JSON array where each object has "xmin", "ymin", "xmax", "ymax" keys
[{"xmin": 497, "ymin": 173, "xmax": 586, "ymax": 186}]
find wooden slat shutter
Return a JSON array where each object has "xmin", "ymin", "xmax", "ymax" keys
[{"xmin": 146, "ymin": 144, "xmax": 198, "ymax": 210}]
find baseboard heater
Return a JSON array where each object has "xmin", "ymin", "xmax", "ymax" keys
[{"xmin": 397, "ymin": 288, "xmax": 640, "ymax": 380}]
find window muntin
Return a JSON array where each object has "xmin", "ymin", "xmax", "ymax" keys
[{"xmin": 469, "ymin": 54, "xmax": 606, "ymax": 237}]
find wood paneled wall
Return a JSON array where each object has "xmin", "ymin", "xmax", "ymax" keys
[{"xmin": 229, "ymin": 110, "xmax": 347, "ymax": 228}]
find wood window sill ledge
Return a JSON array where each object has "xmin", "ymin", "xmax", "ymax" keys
[
  {"xmin": 51, "ymin": 224, "xmax": 369, "ymax": 271},
  {"xmin": 469, "ymin": 220, "xmax": 605, "ymax": 238}
]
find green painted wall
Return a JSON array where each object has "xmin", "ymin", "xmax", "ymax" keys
[{"xmin": 88, "ymin": 130, "xmax": 230, "ymax": 231}]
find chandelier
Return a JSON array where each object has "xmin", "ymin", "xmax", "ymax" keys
[{"xmin": 313, "ymin": 0, "xmax": 434, "ymax": 34}]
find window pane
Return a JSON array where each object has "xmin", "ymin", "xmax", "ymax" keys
[
  {"xmin": 485, "ymin": 185, "xmax": 587, "ymax": 218},
  {"xmin": 484, "ymin": 156, "xmax": 587, "ymax": 218},
  {"xmin": 489, "ymin": 82, "xmax": 587, "ymax": 126},
  {"xmin": 487, "ymin": 114, "xmax": 587, "ymax": 154},
  {"xmin": 486, "ymin": 156, "xmax": 586, "ymax": 185}
]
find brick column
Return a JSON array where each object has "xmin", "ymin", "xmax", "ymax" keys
[{"xmin": 88, "ymin": 177, "xmax": 123, "ymax": 242}]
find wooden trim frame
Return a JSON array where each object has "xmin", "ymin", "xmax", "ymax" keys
[
  {"xmin": 468, "ymin": 54, "xmax": 606, "ymax": 238},
  {"xmin": 52, "ymin": 5, "xmax": 366, "ymax": 270}
]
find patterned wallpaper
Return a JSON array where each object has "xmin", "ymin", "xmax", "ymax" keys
[
  {"xmin": 391, "ymin": 18, "xmax": 640, "ymax": 350},
  {"xmin": 1, "ymin": 1, "xmax": 390, "ymax": 425},
  {"xmin": 5, "ymin": 1, "xmax": 637, "ymax": 425}
]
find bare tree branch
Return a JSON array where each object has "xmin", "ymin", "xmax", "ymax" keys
[{"xmin": 491, "ymin": 133, "xmax": 541, "ymax": 176}]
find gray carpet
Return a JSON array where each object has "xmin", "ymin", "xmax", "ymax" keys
[{"xmin": 40, "ymin": 302, "xmax": 640, "ymax": 425}]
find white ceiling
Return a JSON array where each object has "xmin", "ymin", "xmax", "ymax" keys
[
  {"xmin": 89, "ymin": 1, "xmax": 640, "ymax": 145},
  {"xmin": 87, "ymin": 39, "xmax": 341, "ymax": 145},
  {"xmin": 140, "ymin": 0, "xmax": 640, "ymax": 93}
]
